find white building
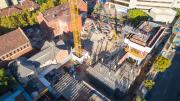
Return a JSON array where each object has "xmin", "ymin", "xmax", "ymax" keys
[
  {"xmin": 0, "ymin": 0, "xmax": 18, "ymax": 9},
  {"xmin": 150, "ymin": 8, "xmax": 177, "ymax": 23},
  {"xmin": 108, "ymin": 0, "xmax": 180, "ymax": 10},
  {"xmin": 124, "ymin": 21, "xmax": 165, "ymax": 64}
]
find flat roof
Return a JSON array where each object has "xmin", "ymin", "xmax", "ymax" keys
[
  {"xmin": 150, "ymin": 8, "xmax": 176, "ymax": 16},
  {"xmin": 127, "ymin": 21, "xmax": 165, "ymax": 47}
]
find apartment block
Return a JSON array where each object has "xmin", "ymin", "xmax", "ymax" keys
[
  {"xmin": 108, "ymin": 0, "xmax": 180, "ymax": 10},
  {"xmin": 124, "ymin": 21, "xmax": 165, "ymax": 64}
]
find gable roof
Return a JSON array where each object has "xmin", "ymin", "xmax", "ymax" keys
[
  {"xmin": 0, "ymin": 0, "xmax": 39, "ymax": 17},
  {"xmin": 0, "ymin": 28, "xmax": 30, "ymax": 57},
  {"xmin": 42, "ymin": 0, "xmax": 87, "ymax": 22}
]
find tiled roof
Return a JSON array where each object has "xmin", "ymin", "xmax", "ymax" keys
[
  {"xmin": 42, "ymin": 3, "xmax": 70, "ymax": 22},
  {"xmin": 0, "ymin": 28, "xmax": 30, "ymax": 57},
  {"xmin": 0, "ymin": 0, "xmax": 39, "ymax": 17},
  {"xmin": 42, "ymin": 0, "xmax": 87, "ymax": 22}
]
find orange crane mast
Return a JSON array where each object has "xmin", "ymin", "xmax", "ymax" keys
[{"xmin": 68, "ymin": 0, "xmax": 82, "ymax": 57}]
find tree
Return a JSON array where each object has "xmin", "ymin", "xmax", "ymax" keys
[
  {"xmin": 135, "ymin": 96, "xmax": 147, "ymax": 101},
  {"xmin": 135, "ymin": 96, "xmax": 142, "ymax": 101},
  {"xmin": 15, "ymin": 12, "xmax": 28, "ymax": 27},
  {"xmin": 40, "ymin": 0, "xmax": 55, "ymax": 12},
  {"xmin": 59, "ymin": 0, "xmax": 68, "ymax": 4},
  {"xmin": 128, "ymin": 9, "xmax": 149, "ymax": 26},
  {"xmin": 0, "ymin": 68, "xmax": 8, "ymax": 87},
  {"xmin": 0, "ymin": 9, "xmax": 37, "ymax": 34},
  {"xmin": 0, "ymin": 68, "xmax": 17, "ymax": 89},
  {"xmin": 24, "ymin": 10, "xmax": 37, "ymax": 25},
  {"xmin": 175, "ymin": 8, "xmax": 180, "ymax": 16},
  {"xmin": 35, "ymin": 0, "xmax": 47, "ymax": 5},
  {"xmin": 144, "ymin": 80, "xmax": 155, "ymax": 90},
  {"xmin": 153, "ymin": 56, "xmax": 171, "ymax": 72}
]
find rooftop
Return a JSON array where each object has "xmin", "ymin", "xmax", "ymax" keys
[
  {"xmin": 150, "ymin": 8, "xmax": 176, "ymax": 16},
  {"xmin": 0, "ymin": 28, "xmax": 30, "ymax": 57},
  {"xmin": 0, "ymin": 0, "xmax": 39, "ymax": 16},
  {"xmin": 45, "ymin": 68, "xmax": 108, "ymax": 101},
  {"xmin": 42, "ymin": 0, "xmax": 87, "ymax": 22},
  {"xmin": 27, "ymin": 42, "xmax": 69, "ymax": 67},
  {"xmin": 126, "ymin": 21, "xmax": 165, "ymax": 47}
]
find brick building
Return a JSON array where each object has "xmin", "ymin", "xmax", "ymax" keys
[
  {"xmin": 0, "ymin": 0, "xmax": 39, "ymax": 17},
  {"xmin": 37, "ymin": 0, "xmax": 87, "ymax": 37},
  {"xmin": 0, "ymin": 28, "xmax": 32, "ymax": 63}
]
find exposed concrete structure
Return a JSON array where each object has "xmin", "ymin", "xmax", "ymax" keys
[
  {"xmin": 86, "ymin": 61, "xmax": 140, "ymax": 94},
  {"xmin": 150, "ymin": 8, "xmax": 176, "ymax": 23},
  {"xmin": 45, "ymin": 68, "xmax": 109, "ymax": 101}
]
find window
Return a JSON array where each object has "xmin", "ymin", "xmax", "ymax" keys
[
  {"xmin": 6, "ymin": 54, "xmax": 9, "ymax": 58},
  {"xmin": 13, "ymin": 50, "xmax": 16, "ymax": 54},
  {"xmin": 9, "ymin": 53, "xmax": 12, "ymax": 56},
  {"xmin": 1, "ymin": 56, "xmax": 5, "ymax": 60},
  {"xmin": 20, "ymin": 47, "xmax": 23, "ymax": 50}
]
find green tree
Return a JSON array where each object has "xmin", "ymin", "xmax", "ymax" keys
[
  {"xmin": 54, "ymin": 0, "xmax": 68, "ymax": 5},
  {"xmin": 40, "ymin": 0, "xmax": 54, "ymax": 12},
  {"xmin": 60, "ymin": 0, "xmax": 68, "ymax": 4},
  {"xmin": 35, "ymin": 0, "xmax": 47, "ymax": 5},
  {"xmin": 15, "ymin": 12, "xmax": 29, "ymax": 27},
  {"xmin": 153, "ymin": 56, "xmax": 171, "ymax": 72},
  {"xmin": 135, "ymin": 96, "xmax": 142, "ymax": 101},
  {"xmin": 24, "ymin": 10, "xmax": 37, "ymax": 25},
  {"xmin": 128, "ymin": 9, "xmax": 149, "ymax": 26},
  {"xmin": 175, "ymin": 8, "xmax": 180, "ymax": 16},
  {"xmin": 0, "ymin": 68, "xmax": 17, "ymax": 89},
  {"xmin": 144, "ymin": 80, "xmax": 155, "ymax": 90}
]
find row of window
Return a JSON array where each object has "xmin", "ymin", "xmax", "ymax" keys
[{"xmin": 0, "ymin": 43, "xmax": 30, "ymax": 60}]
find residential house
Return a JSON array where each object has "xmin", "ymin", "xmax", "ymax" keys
[
  {"xmin": 9, "ymin": 42, "xmax": 70, "ymax": 85},
  {"xmin": 0, "ymin": 0, "xmax": 39, "ymax": 17},
  {"xmin": 37, "ymin": 0, "xmax": 87, "ymax": 37},
  {"xmin": 0, "ymin": 28, "xmax": 32, "ymax": 65}
]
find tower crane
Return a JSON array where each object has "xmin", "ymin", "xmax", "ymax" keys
[{"xmin": 68, "ymin": 0, "xmax": 82, "ymax": 57}]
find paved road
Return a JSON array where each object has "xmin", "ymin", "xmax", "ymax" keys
[{"xmin": 146, "ymin": 49, "xmax": 180, "ymax": 101}]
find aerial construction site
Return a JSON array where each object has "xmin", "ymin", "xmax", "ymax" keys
[{"xmin": 1, "ymin": 0, "xmax": 172, "ymax": 101}]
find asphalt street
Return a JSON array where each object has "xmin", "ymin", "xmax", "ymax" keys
[{"xmin": 146, "ymin": 49, "xmax": 180, "ymax": 101}]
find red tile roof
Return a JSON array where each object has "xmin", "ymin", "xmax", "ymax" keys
[
  {"xmin": 42, "ymin": 0, "xmax": 87, "ymax": 22},
  {"xmin": 0, "ymin": 0, "xmax": 39, "ymax": 17},
  {"xmin": 0, "ymin": 28, "xmax": 30, "ymax": 57}
]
